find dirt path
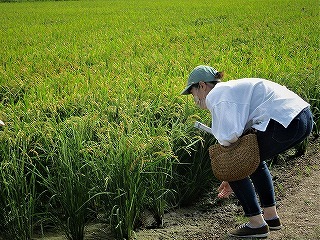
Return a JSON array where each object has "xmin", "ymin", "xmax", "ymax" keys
[
  {"xmin": 134, "ymin": 138, "xmax": 320, "ymax": 240},
  {"xmin": 271, "ymin": 166, "xmax": 320, "ymax": 239},
  {"xmin": 268, "ymin": 139, "xmax": 320, "ymax": 240}
]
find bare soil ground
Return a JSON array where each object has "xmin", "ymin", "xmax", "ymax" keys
[{"xmin": 33, "ymin": 137, "xmax": 319, "ymax": 240}]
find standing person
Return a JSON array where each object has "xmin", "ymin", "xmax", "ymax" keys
[{"xmin": 181, "ymin": 65, "xmax": 313, "ymax": 238}]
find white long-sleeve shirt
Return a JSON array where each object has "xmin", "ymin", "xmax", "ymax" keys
[{"xmin": 205, "ymin": 78, "xmax": 310, "ymax": 146}]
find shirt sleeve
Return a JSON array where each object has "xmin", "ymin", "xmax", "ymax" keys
[{"xmin": 210, "ymin": 102, "xmax": 249, "ymax": 146}]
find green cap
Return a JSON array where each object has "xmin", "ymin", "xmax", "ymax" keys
[{"xmin": 181, "ymin": 65, "xmax": 220, "ymax": 95}]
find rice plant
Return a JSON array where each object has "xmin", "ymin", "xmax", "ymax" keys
[
  {"xmin": 35, "ymin": 116, "xmax": 108, "ymax": 240},
  {"xmin": 0, "ymin": 128, "xmax": 39, "ymax": 239}
]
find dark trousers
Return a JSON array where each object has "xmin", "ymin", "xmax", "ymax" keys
[{"xmin": 229, "ymin": 107, "xmax": 313, "ymax": 216}]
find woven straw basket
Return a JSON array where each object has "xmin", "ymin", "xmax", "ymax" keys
[{"xmin": 209, "ymin": 134, "xmax": 260, "ymax": 182}]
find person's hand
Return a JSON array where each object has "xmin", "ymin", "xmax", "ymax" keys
[{"xmin": 217, "ymin": 181, "xmax": 233, "ymax": 198}]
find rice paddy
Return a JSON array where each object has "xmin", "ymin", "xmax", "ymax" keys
[{"xmin": 0, "ymin": 0, "xmax": 319, "ymax": 239}]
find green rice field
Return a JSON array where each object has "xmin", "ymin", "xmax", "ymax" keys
[{"xmin": 0, "ymin": 0, "xmax": 319, "ymax": 239}]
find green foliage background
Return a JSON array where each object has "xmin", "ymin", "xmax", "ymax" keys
[{"xmin": 0, "ymin": 0, "xmax": 319, "ymax": 239}]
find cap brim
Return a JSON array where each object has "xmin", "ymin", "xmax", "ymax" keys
[{"xmin": 181, "ymin": 84, "xmax": 192, "ymax": 95}]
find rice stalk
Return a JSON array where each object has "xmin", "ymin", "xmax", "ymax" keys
[{"xmin": 0, "ymin": 130, "xmax": 38, "ymax": 240}]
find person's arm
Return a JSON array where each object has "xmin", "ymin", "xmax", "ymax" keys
[{"xmin": 211, "ymin": 102, "xmax": 249, "ymax": 146}]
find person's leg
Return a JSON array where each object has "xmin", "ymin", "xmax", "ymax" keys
[
  {"xmin": 247, "ymin": 107, "xmax": 313, "ymax": 228},
  {"xmin": 254, "ymin": 107, "xmax": 313, "ymax": 207},
  {"xmin": 249, "ymin": 161, "xmax": 279, "ymax": 222},
  {"xmin": 228, "ymin": 178, "xmax": 261, "ymax": 216},
  {"xmin": 257, "ymin": 107, "xmax": 313, "ymax": 161},
  {"xmin": 226, "ymin": 181, "xmax": 269, "ymax": 238},
  {"xmin": 263, "ymin": 206, "xmax": 278, "ymax": 220},
  {"xmin": 250, "ymin": 161, "xmax": 277, "ymax": 212},
  {"xmin": 227, "ymin": 108, "xmax": 313, "ymax": 236},
  {"xmin": 229, "ymin": 162, "xmax": 275, "ymax": 228},
  {"xmin": 250, "ymin": 162, "xmax": 275, "ymax": 206}
]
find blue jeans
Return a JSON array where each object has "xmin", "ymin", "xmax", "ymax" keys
[{"xmin": 229, "ymin": 107, "xmax": 313, "ymax": 217}]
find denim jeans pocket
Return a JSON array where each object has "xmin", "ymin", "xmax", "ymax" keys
[{"xmin": 271, "ymin": 118, "xmax": 300, "ymax": 144}]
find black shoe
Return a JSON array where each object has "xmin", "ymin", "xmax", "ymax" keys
[
  {"xmin": 265, "ymin": 218, "xmax": 281, "ymax": 231},
  {"xmin": 228, "ymin": 223, "xmax": 269, "ymax": 238}
]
